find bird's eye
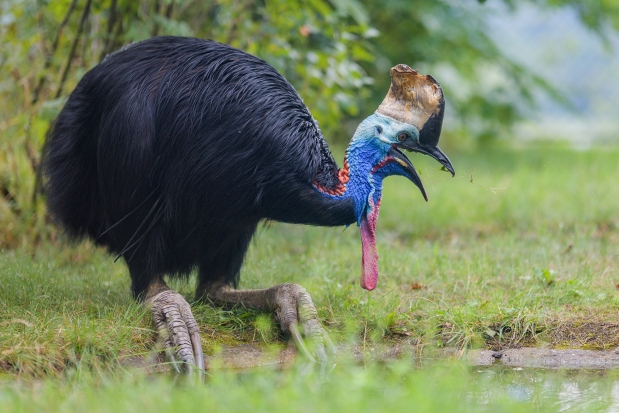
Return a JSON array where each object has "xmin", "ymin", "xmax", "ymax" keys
[
  {"xmin": 397, "ymin": 132, "xmax": 408, "ymax": 142},
  {"xmin": 375, "ymin": 126, "xmax": 383, "ymax": 135}
]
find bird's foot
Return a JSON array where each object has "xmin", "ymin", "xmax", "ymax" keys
[
  {"xmin": 147, "ymin": 289, "xmax": 206, "ymax": 374},
  {"xmin": 271, "ymin": 283, "xmax": 336, "ymax": 363}
]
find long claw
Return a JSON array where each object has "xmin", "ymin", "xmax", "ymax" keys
[
  {"xmin": 289, "ymin": 322, "xmax": 316, "ymax": 362},
  {"xmin": 159, "ymin": 329, "xmax": 183, "ymax": 374},
  {"xmin": 316, "ymin": 346, "xmax": 328, "ymax": 364},
  {"xmin": 324, "ymin": 334, "xmax": 337, "ymax": 356},
  {"xmin": 191, "ymin": 331, "xmax": 205, "ymax": 372}
]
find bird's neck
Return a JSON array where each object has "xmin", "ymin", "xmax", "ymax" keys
[{"xmin": 313, "ymin": 140, "xmax": 388, "ymax": 226}]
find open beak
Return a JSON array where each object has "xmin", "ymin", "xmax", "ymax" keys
[
  {"xmin": 388, "ymin": 146, "xmax": 428, "ymax": 202},
  {"xmin": 400, "ymin": 142, "xmax": 455, "ymax": 177}
]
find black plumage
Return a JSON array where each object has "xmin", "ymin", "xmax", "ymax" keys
[{"xmin": 42, "ymin": 36, "xmax": 355, "ymax": 297}]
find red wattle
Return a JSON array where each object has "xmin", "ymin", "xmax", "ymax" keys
[{"xmin": 359, "ymin": 199, "xmax": 381, "ymax": 290}]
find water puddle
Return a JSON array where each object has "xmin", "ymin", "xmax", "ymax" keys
[{"xmin": 471, "ymin": 366, "xmax": 619, "ymax": 411}]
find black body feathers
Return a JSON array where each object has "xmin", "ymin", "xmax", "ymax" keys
[{"xmin": 42, "ymin": 37, "xmax": 355, "ymax": 294}]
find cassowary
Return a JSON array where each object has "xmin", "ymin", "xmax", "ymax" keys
[{"xmin": 41, "ymin": 36, "xmax": 454, "ymax": 370}]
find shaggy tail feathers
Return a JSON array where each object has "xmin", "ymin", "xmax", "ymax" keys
[{"xmin": 41, "ymin": 88, "xmax": 103, "ymax": 242}]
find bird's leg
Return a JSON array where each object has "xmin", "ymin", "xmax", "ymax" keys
[
  {"xmin": 145, "ymin": 279, "xmax": 206, "ymax": 373},
  {"xmin": 197, "ymin": 281, "xmax": 335, "ymax": 363}
]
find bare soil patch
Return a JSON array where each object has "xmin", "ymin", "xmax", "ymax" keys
[{"xmin": 549, "ymin": 320, "xmax": 619, "ymax": 350}]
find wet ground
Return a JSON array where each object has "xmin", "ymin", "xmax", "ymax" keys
[
  {"xmin": 447, "ymin": 347, "xmax": 619, "ymax": 369},
  {"xmin": 210, "ymin": 344, "xmax": 619, "ymax": 369},
  {"xmin": 123, "ymin": 343, "xmax": 619, "ymax": 371},
  {"xmin": 118, "ymin": 344, "xmax": 619, "ymax": 411}
]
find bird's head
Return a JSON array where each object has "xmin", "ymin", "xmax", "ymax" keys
[{"xmin": 345, "ymin": 64, "xmax": 455, "ymax": 290}]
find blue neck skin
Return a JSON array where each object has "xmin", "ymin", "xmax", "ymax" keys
[{"xmin": 317, "ymin": 113, "xmax": 418, "ymax": 226}]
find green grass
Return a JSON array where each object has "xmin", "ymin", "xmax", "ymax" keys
[
  {"xmin": 1, "ymin": 146, "xmax": 619, "ymax": 409},
  {"xmin": 2, "ymin": 362, "xmax": 619, "ymax": 412}
]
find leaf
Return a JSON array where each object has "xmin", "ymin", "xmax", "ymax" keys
[
  {"xmin": 534, "ymin": 267, "xmax": 554, "ymax": 286},
  {"xmin": 411, "ymin": 282, "xmax": 424, "ymax": 290}
]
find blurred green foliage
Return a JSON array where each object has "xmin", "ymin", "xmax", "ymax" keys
[
  {"xmin": 0, "ymin": 0, "xmax": 617, "ymax": 248},
  {"xmin": 5, "ymin": 360, "xmax": 619, "ymax": 412}
]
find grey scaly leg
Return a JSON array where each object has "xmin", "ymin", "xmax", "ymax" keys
[{"xmin": 198, "ymin": 281, "xmax": 335, "ymax": 363}]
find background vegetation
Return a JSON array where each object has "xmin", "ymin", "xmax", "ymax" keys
[{"xmin": 1, "ymin": 0, "xmax": 618, "ymax": 248}]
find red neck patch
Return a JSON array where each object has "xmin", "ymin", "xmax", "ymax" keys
[{"xmin": 313, "ymin": 157, "xmax": 350, "ymax": 196}]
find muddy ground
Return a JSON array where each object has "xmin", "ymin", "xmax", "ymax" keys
[{"xmin": 123, "ymin": 342, "xmax": 619, "ymax": 372}]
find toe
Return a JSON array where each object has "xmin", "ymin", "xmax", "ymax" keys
[
  {"xmin": 149, "ymin": 290, "xmax": 206, "ymax": 374},
  {"xmin": 273, "ymin": 284, "xmax": 335, "ymax": 363}
]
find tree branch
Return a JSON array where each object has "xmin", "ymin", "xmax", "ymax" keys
[
  {"xmin": 99, "ymin": 0, "xmax": 118, "ymax": 61},
  {"xmin": 31, "ymin": 0, "xmax": 79, "ymax": 104},
  {"xmin": 108, "ymin": 10, "xmax": 125, "ymax": 54},
  {"xmin": 55, "ymin": 0, "xmax": 93, "ymax": 99},
  {"xmin": 165, "ymin": 1, "xmax": 174, "ymax": 19},
  {"xmin": 151, "ymin": 0, "xmax": 162, "ymax": 37}
]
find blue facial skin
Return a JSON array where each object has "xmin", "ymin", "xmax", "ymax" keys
[{"xmin": 321, "ymin": 113, "xmax": 422, "ymax": 226}]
